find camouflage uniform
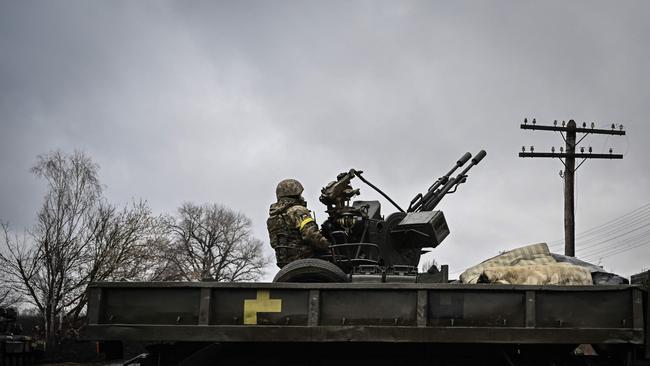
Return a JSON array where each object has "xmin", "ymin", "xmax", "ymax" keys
[{"xmin": 267, "ymin": 179, "xmax": 330, "ymax": 268}]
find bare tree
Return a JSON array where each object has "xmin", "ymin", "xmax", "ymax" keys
[
  {"xmin": 0, "ymin": 150, "xmax": 269, "ymax": 346},
  {"xmin": 3, "ymin": 151, "xmax": 102, "ymax": 342},
  {"xmin": 64, "ymin": 200, "xmax": 158, "ymax": 323},
  {"xmin": 166, "ymin": 203, "xmax": 269, "ymax": 281},
  {"xmin": 0, "ymin": 151, "xmax": 157, "ymax": 344},
  {"xmin": 0, "ymin": 288, "xmax": 18, "ymax": 308},
  {"xmin": 141, "ymin": 234, "xmax": 181, "ymax": 281},
  {"xmin": 0, "ymin": 232, "xmax": 21, "ymax": 309}
]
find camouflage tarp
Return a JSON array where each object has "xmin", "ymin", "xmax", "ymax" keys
[{"xmin": 459, "ymin": 242, "xmax": 593, "ymax": 285}]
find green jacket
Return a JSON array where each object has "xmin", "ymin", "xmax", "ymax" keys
[{"xmin": 267, "ymin": 198, "xmax": 330, "ymax": 267}]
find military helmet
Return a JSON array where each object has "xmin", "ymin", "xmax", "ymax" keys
[{"xmin": 276, "ymin": 179, "xmax": 304, "ymax": 199}]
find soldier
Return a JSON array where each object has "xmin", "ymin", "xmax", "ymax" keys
[{"xmin": 267, "ymin": 179, "xmax": 330, "ymax": 268}]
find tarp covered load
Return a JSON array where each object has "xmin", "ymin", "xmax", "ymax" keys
[
  {"xmin": 551, "ymin": 253, "xmax": 628, "ymax": 285},
  {"xmin": 480, "ymin": 263, "xmax": 592, "ymax": 285},
  {"xmin": 460, "ymin": 243, "xmax": 592, "ymax": 285}
]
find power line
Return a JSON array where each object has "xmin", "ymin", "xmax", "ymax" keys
[
  {"xmin": 550, "ymin": 225, "xmax": 650, "ymax": 256},
  {"xmin": 547, "ymin": 203, "xmax": 649, "ymax": 250},
  {"xmin": 582, "ymin": 235, "xmax": 650, "ymax": 262},
  {"xmin": 549, "ymin": 212, "xmax": 650, "ymax": 252},
  {"xmin": 575, "ymin": 204, "xmax": 649, "ymax": 235},
  {"xmin": 592, "ymin": 241, "xmax": 650, "ymax": 261},
  {"xmin": 574, "ymin": 215, "xmax": 650, "ymax": 249},
  {"xmin": 598, "ymin": 241, "xmax": 650, "ymax": 260},
  {"xmin": 548, "ymin": 203, "xmax": 649, "ymax": 245},
  {"xmin": 580, "ymin": 229, "xmax": 650, "ymax": 259},
  {"xmin": 571, "ymin": 204, "xmax": 649, "ymax": 239},
  {"xmin": 548, "ymin": 215, "xmax": 650, "ymax": 255},
  {"xmin": 577, "ymin": 231, "xmax": 650, "ymax": 257}
]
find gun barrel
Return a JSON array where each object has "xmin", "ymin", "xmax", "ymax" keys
[
  {"xmin": 457, "ymin": 149, "xmax": 486, "ymax": 177},
  {"xmin": 419, "ymin": 150, "xmax": 487, "ymax": 211},
  {"xmin": 441, "ymin": 151, "xmax": 472, "ymax": 182},
  {"xmin": 457, "ymin": 152, "xmax": 472, "ymax": 167},
  {"xmin": 472, "ymin": 150, "xmax": 487, "ymax": 164},
  {"xmin": 408, "ymin": 152, "xmax": 473, "ymax": 212},
  {"xmin": 421, "ymin": 177, "xmax": 458, "ymax": 211}
]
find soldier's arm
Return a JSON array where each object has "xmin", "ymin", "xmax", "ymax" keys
[{"xmin": 290, "ymin": 207, "xmax": 330, "ymax": 251}]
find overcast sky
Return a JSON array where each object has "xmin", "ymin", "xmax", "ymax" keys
[{"xmin": 1, "ymin": 0, "xmax": 649, "ymax": 280}]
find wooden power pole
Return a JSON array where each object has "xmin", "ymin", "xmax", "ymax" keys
[
  {"xmin": 519, "ymin": 119, "xmax": 625, "ymax": 257},
  {"xmin": 564, "ymin": 120, "xmax": 576, "ymax": 256}
]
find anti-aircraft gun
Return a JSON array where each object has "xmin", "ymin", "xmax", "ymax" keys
[{"xmin": 313, "ymin": 150, "xmax": 487, "ymax": 278}]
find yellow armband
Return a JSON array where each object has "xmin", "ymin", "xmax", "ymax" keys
[{"xmin": 298, "ymin": 217, "xmax": 314, "ymax": 230}]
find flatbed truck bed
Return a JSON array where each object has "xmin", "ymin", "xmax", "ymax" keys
[{"xmin": 83, "ymin": 280, "xmax": 650, "ymax": 365}]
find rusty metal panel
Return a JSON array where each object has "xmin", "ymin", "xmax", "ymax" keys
[
  {"xmin": 320, "ymin": 290, "xmax": 417, "ymax": 326},
  {"xmin": 211, "ymin": 288, "xmax": 309, "ymax": 326},
  {"xmin": 535, "ymin": 290, "xmax": 632, "ymax": 328},
  {"xmin": 428, "ymin": 291, "xmax": 525, "ymax": 327},
  {"xmin": 100, "ymin": 288, "xmax": 200, "ymax": 325}
]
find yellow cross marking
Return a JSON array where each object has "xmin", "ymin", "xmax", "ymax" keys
[{"xmin": 243, "ymin": 290, "xmax": 282, "ymax": 325}]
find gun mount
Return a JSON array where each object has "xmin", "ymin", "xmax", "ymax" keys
[{"xmin": 316, "ymin": 150, "xmax": 486, "ymax": 274}]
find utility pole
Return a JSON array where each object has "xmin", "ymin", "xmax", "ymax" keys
[
  {"xmin": 519, "ymin": 119, "xmax": 625, "ymax": 257},
  {"xmin": 564, "ymin": 120, "xmax": 576, "ymax": 256}
]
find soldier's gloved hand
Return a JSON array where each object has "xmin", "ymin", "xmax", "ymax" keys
[{"xmin": 318, "ymin": 237, "xmax": 331, "ymax": 250}]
